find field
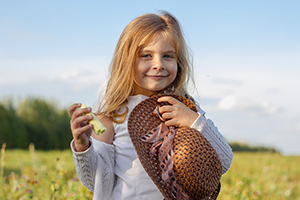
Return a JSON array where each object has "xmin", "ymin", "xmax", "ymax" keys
[{"xmin": 1, "ymin": 145, "xmax": 300, "ymax": 200}]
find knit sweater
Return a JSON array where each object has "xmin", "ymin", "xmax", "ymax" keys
[{"xmin": 71, "ymin": 95, "xmax": 233, "ymax": 200}]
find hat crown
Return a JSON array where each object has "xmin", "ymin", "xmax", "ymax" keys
[
  {"xmin": 174, "ymin": 127, "xmax": 222, "ymax": 199},
  {"xmin": 128, "ymin": 94, "xmax": 222, "ymax": 200}
]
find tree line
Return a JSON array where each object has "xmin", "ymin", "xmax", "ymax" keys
[
  {"xmin": 0, "ymin": 97, "xmax": 280, "ymax": 152},
  {"xmin": 0, "ymin": 97, "xmax": 72, "ymax": 150},
  {"xmin": 230, "ymin": 142, "xmax": 279, "ymax": 153}
]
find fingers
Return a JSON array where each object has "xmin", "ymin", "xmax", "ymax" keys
[
  {"xmin": 70, "ymin": 113, "xmax": 93, "ymax": 149},
  {"xmin": 157, "ymin": 96, "xmax": 179, "ymax": 105},
  {"xmin": 158, "ymin": 105, "xmax": 175, "ymax": 119},
  {"xmin": 157, "ymin": 96, "xmax": 179, "ymax": 115},
  {"xmin": 164, "ymin": 118, "xmax": 177, "ymax": 127},
  {"xmin": 68, "ymin": 103, "xmax": 81, "ymax": 117},
  {"xmin": 157, "ymin": 97, "xmax": 180, "ymax": 126},
  {"xmin": 69, "ymin": 103, "xmax": 92, "ymax": 121},
  {"xmin": 157, "ymin": 96, "xmax": 182, "ymax": 116},
  {"xmin": 72, "ymin": 122, "xmax": 93, "ymax": 140},
  {"xmin": 71, "ymin": 114, "xmax": 93, "ymax": 130},
  {"xmin": 68, "ymin": 103, "xmax": 94, "ymax": 152},
  {"xmin": 69, "ymin": 103, "xmax": 93, "ymax": 136},
  {"xmin": 157, "ymin": 96, "xmax": 198, "ymax": 127}
]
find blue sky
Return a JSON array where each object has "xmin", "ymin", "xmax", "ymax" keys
[{"xmin": 1, "ymin": 0, "xmax": 299, "ymax": 155}]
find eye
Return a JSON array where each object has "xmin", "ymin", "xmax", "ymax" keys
[
  {"xmin": 141, "ymin": 54, "xmax": 151, "ymax": 58},
  {"xmin": 164, "ymin": 54, "xmax": 174, "ymax": 59}
]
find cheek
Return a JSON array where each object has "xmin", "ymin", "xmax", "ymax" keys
[
  {"xmin": 168, "ymin": 65, "xmax": 179, "ymax": 86},
  {"xmin": 170, "ymin": 64, "xmax": 178, "ymax": 79},
  {"xmin": 135, "ymin": 60, "xmax": 147, "ymax": 75},
  {"xmin": 134, "ymin": 62, "xmax": 147, "ymax": 84}
]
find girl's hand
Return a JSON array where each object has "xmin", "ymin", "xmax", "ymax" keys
[
  {"xmin": 68, "ymin": 103, "xmax": 93, "ymax": 152},
  {"xmin": 157, "ymin": 96, "xmax": 199, "ymax": 127}
]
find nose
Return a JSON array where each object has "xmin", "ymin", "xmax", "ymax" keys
[{"xmin": 152, "ymin": 57, "xmax": 165, "ymax": 71}]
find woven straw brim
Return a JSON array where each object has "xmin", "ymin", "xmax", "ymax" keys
[{"xmin": 128, "ymin": 94, "xmax": 222, "ymax": 200}]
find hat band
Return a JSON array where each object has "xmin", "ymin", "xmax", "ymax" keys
[{"xmin": 141, "ymin": 107, "xmax": 190, "ymax": 200}]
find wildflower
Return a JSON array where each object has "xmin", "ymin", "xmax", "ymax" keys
[
  {"xmin": 73, "ymin": 177, "xmax": 78, "ymax": 182},
  {"xmin": 60, "ymin": 169, "xmax": 67, "ymax": 175},
  {"xmin": 70, "ymin": 192, "xmax": 75, "ymax": 197},
  {"xmin": 26, "ymin": 189, "xmax": 32, "ymax": 193},
  {"xmin": 8, "ymin": 172, "xmax": 15, "ymax": 180}
]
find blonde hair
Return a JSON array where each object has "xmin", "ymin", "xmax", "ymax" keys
[{"xmin": 97, "ymin": 11, "xmax": 194, "ymax": 123}]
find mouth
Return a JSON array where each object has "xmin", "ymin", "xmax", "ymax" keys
[{"xmin": 146, "ymin": 75, "xmax": 168, "ymax": 79}]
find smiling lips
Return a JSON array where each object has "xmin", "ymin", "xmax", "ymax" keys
[{"xmin": 146, "ymin": 74, "xmax": 168, "ymax": 79}]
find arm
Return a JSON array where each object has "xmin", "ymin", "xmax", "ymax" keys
[
  {"xmin": 190, "ymin": 110, "xmax": 233, "ymax": 174},
  {"xmin": 68, "ymin": 103, "xmax": 116, "ymax": 198},
  {"xmin": 71, "ymin": 137, "xmax": 115, "ymax": 198}
]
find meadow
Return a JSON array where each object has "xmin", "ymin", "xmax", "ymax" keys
[{"xmin": 1, "ymin": 144, "xmax": 300, "ymax": 200}]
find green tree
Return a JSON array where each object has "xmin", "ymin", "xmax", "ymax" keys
[
  {"xmin": 230, "ymin": 142, "xmax": 279, "ymax": 153},
  {"xmin": 0, "ymin": 101, "xmax": 27, "ymax": 148},
  {"xmin": 17, "ymin": 97, "xmax": 72, "ymax": 150},
  {"xmin": 0, "ymin": 97, "xmax": 72, "ymax": 150}
]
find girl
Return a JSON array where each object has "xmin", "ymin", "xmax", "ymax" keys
[{"xmin": 68, "ymin": 11, "xmax": 233, "ymax": 200}]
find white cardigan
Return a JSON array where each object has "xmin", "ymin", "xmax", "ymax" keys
[{"xmin": 71, "ymin": 95, "xmax": 233, "ymax": 200}]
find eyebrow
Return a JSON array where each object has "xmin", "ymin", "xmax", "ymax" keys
[{"xmin": 139, "ymin": 49, "xmax": 176, "ymax": 54}]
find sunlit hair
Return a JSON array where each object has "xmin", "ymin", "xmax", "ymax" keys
[{"xmin": 97, "ymin": 11, "xmax": 194, "ymax": 123}]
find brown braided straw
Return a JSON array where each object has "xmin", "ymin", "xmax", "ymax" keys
[{"xmin": 127, "ymin": 94, "xmax": 222, "ymax": 200}]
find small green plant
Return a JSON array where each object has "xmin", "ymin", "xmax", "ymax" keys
[{"xmin": 1, "ymin": 143, "xmax": 6, "ymax": 176}]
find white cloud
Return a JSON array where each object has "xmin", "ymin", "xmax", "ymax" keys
[
  {"xmin": 0, "ymin": 56, "xmax": 109, "ymax": 88},
  {"xmin": 260, "ymin": 101, "xmax": 283, "ymax": 116},
  {"xmin": 241, "ymin": 102, "xmax": 284, "ymax": 117},
  {"xmin": 59, "ymin": 69, "xmax": 81, "ymax": 81},
  {"xmin": 59, "ymin": 68, "xmax": 108, "ymax": 90},
  {"xmin": 217, "ymin": 95, "xmax": 237, "ymax": 110},
  {"xmin": 214, "ymin": 94, "xmax": 284, "ymax": 117}
]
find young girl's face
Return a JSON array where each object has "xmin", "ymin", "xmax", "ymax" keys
[{"xmin": 133, "ymin": 34, "xmax": 177, "ymax": 96}]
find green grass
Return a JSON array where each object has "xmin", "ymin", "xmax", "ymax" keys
[
  {"xmin": 1, "ymin": 148, "xmax": 93, "ymax": 200},
  {"xmin": 219, "ymin": 152, "xmax": 300, "ymax": 200},
  {"xmin": 1, "ymin": 148, "xmax": 300, "ymax": 199}
]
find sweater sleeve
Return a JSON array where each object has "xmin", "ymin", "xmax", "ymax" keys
[
  {"xmin": 190, "ymin": 110, "xmax": 233, "ymax": 174},
  {"xmin": 70, "ymin": 137, "xmax": 115, "ymax": 199}
]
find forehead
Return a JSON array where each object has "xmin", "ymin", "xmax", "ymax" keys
[{"xmin": 140, "ymin": 33, "xmax": 176, "ymax": 51}]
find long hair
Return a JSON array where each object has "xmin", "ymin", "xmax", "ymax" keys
[{"xmin": 97, "ymin": 11, "xmax": 194, "ymax": 123}]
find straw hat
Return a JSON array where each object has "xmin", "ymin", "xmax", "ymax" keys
[{"xmin": 128, "ymin": 94, "xmax": 222, "ymax": 200}]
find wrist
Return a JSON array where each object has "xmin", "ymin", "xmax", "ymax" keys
[{"xmin": 74, "ymin": 140, "xmax": 91, "ymax": 152}]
